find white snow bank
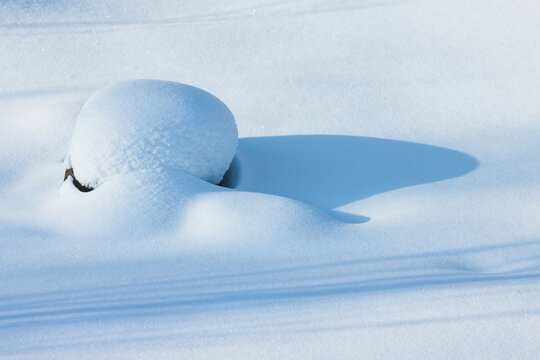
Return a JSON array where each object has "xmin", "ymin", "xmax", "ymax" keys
[
  {"xmin": 0, "ymin": 161, "xmax": 342, "ymax": 270},
  {"xmin": 67, "ymin": 80, "xmax": 238, "ymax": 188}
]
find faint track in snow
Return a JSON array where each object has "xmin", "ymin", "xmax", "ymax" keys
[
  {"xmin": 0, "ymin": 86, "xmax": 96, "ymax": 100},
  {"xmin": 1, "ymin": 272, "xmax": 539, "ymax": 329},
  {"xmin": 0, "ymin": 0, "xmax": 409, "ymax": 35},
  {"xmin": 1, "ymin": 239, "xmax": 539, "ymax": 329}
]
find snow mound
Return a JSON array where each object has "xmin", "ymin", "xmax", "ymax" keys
[{"xmin": 66, "ymin": 80, "xmax": 238, "ymax": 188}]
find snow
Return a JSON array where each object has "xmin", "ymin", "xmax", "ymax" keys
[
  {"xmin": 67, "ymin": 80, "xmax": 238, "ymax": 188},
  {"xmin": 1, "ymin": 0, "xmax": 540, "ymax": 359}
]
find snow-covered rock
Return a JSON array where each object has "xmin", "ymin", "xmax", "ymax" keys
[
  {"xmin": 2, "ymin": 1, "xmax": 540, "ymax": 359},
  {"xmin": 66, "ymin": 80, "xmax": 238, "ymax": 188}
]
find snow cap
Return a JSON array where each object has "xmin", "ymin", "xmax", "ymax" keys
[{"xmin": 67, "ymin": 80, "xmax": 238, "ymax": 188}]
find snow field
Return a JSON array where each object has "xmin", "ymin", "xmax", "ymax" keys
[{"xmin": 1, "ymin": 0, "xmax": 540, "ymax": 358}]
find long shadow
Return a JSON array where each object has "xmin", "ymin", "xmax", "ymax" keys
[{"xmin": 221, "ymin": 135, "xmax": 478, "ymax": 222}]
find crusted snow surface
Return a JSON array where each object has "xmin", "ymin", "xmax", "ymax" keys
[{"xmin": 67, "ymin": 80, "xmax": 238, "ymax": 188}]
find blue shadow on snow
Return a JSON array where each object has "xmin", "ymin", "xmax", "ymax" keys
[{"xmin": 221, "ymin": 135, "xmax": 478, "ymax": 223}]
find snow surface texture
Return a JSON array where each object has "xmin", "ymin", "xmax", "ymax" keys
[
  {"xmin": 67, "ymin": 80, "xmax": 238, "ymax": 188},
  {"xmin": 1, "ymin": 0, "xmax": 540, "ymax": 359}
]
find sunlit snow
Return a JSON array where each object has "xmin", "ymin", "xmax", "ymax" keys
[{"xmin": 1, "ymin": 0, "xmax": 539, "ymax": 359}]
